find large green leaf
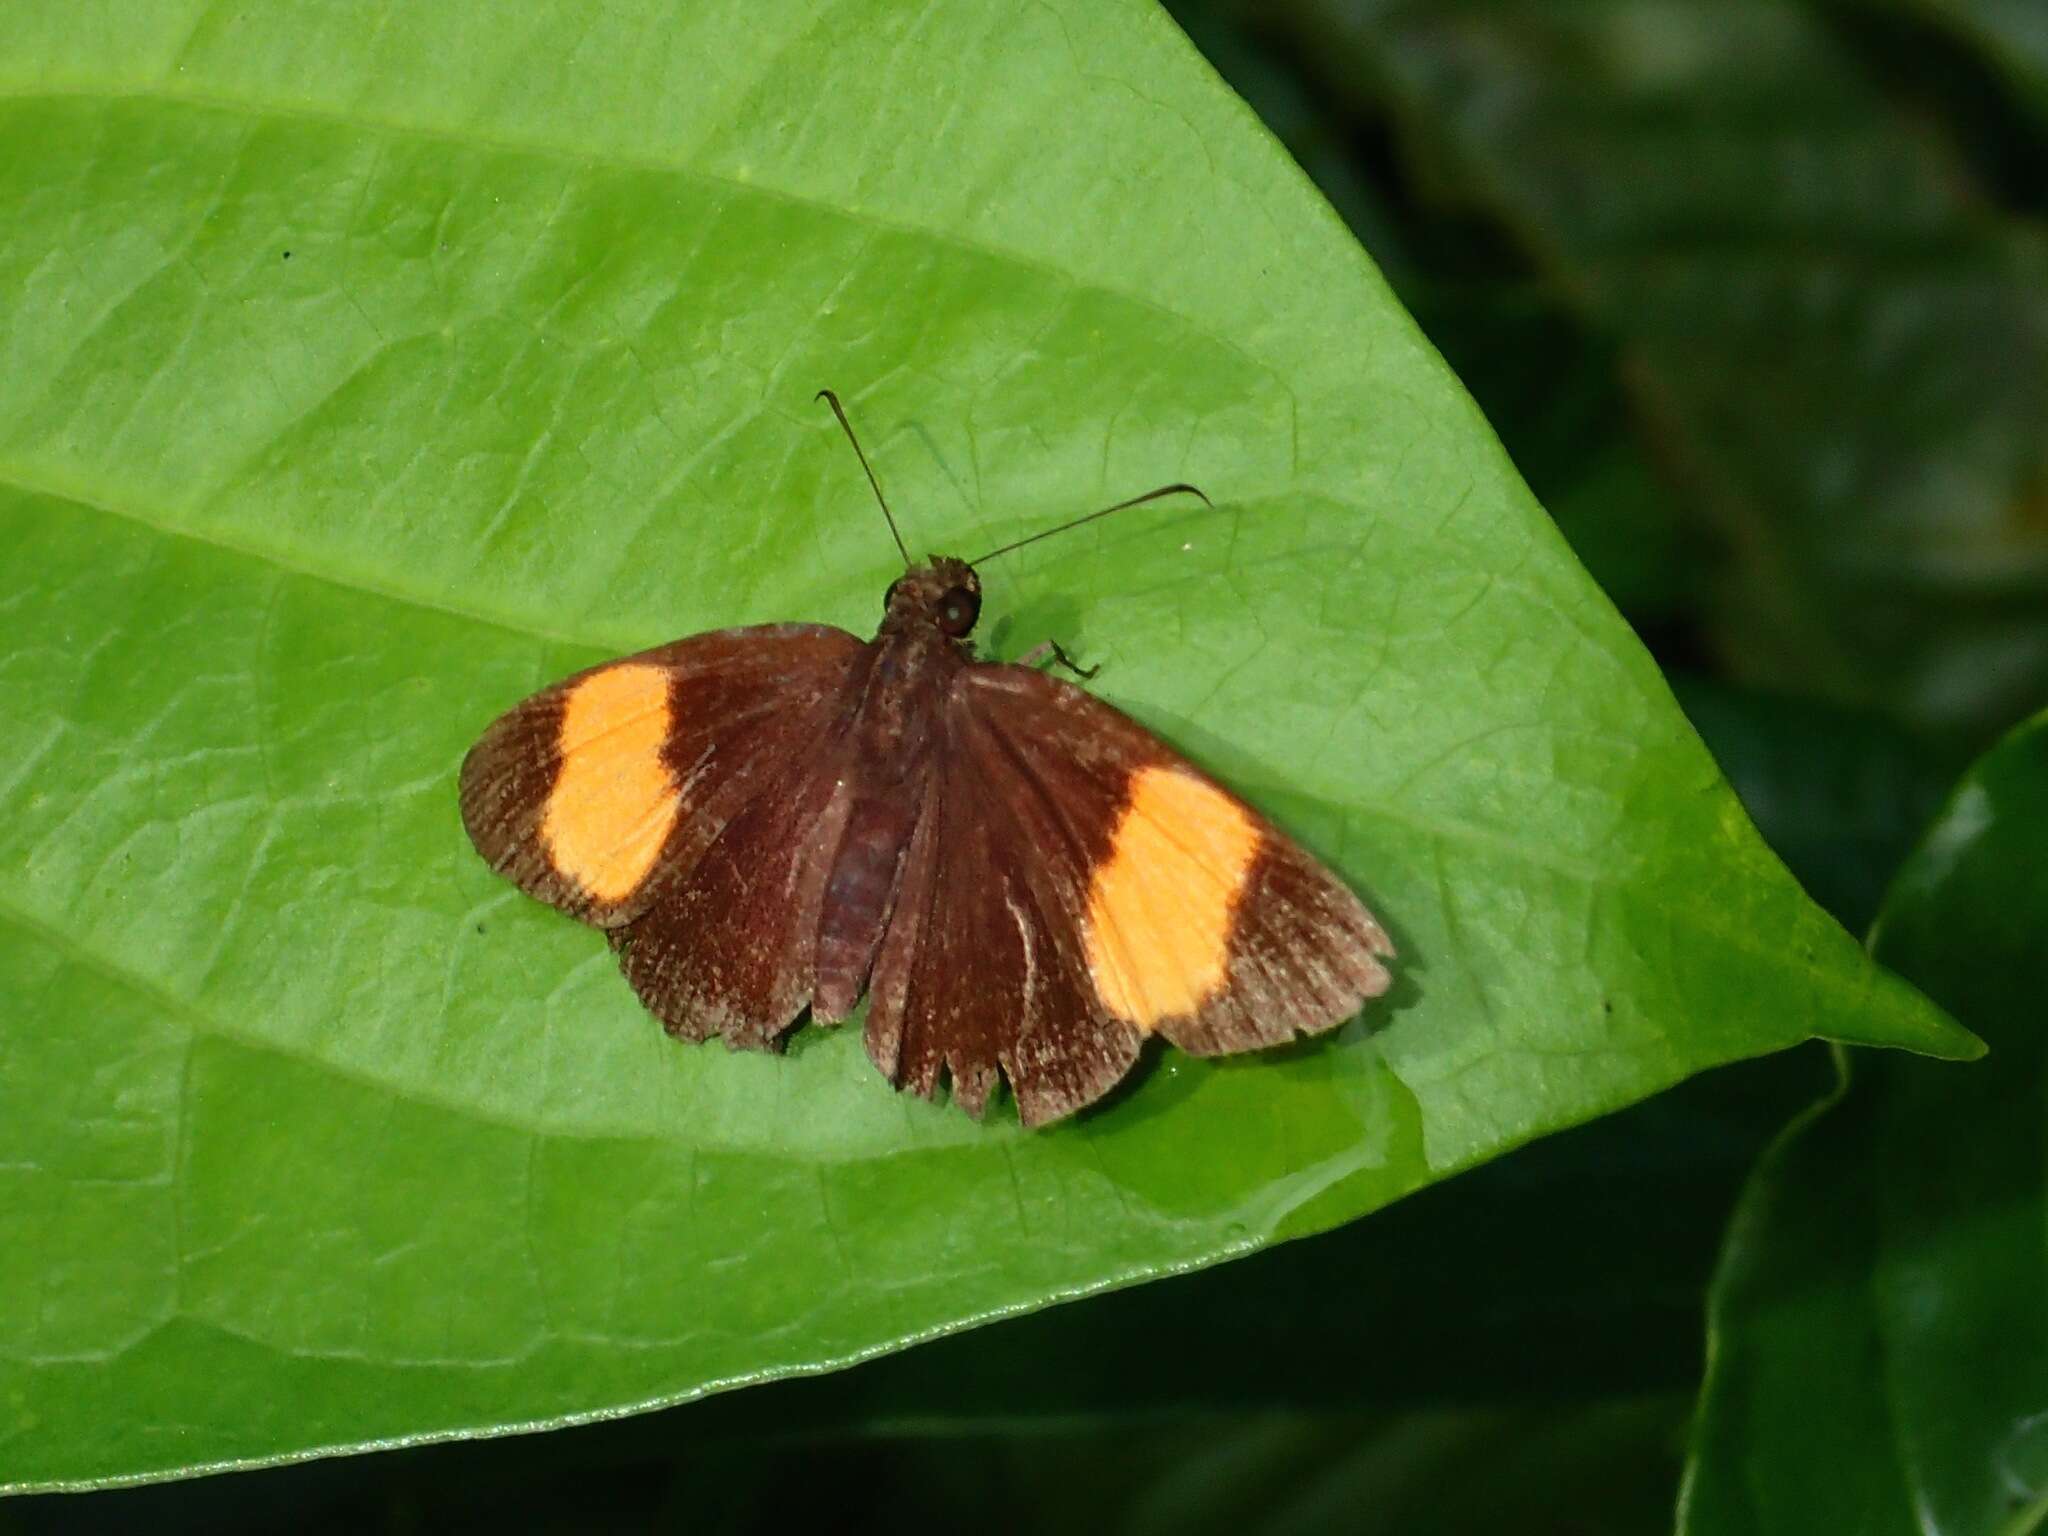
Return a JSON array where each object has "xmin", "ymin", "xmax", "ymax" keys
[
  {"xmin": 0, "ymin": 0, "xmax": 1969, "ymax": 1489},
  {"xmin": 1680, "ymin": 711, "xmax": 2048, "ymax": 1533},
  {"xmin": 0, "ymin": 1051, "xmax": 1825, "ymax": 1530}
]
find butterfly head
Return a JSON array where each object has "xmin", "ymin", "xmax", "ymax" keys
[{"xmin": 885, "ymin": 557, "xmax": 982, "ymax": 640}]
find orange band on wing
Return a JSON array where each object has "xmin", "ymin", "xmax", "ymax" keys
[
  {"xmin": 541, "ymin": 663, "xmax": 680, "ymax": 903},
  {"xmin": 1082, "ymin": 766, "xmax": 1260, "ymax": 1029}
]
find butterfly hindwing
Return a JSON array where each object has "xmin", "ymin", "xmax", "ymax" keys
[
  {"xmin": 864, "ymin": 740, "xmax": 1145, "ymax": 1125},
  {"xmin": 613, "ymin": 741, "xmax": 862, "ymax": 1049}
]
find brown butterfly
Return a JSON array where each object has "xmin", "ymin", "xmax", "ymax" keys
[{"xmin": 460, "ymin": 392, "xmax": 1395, "ymax": 1126}]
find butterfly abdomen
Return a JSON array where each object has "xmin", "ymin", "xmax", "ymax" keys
[
  {"xmin": 813, "ymin": 792, "xmax": 922, "ymax": 1021},
  {"xmin": 811, "ymin": 627, "xmax": 953, "ymax": 1023}
]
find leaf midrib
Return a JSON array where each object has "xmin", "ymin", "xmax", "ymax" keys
[
  {"xmin": 0, "ymin": 889, "xmax": 552, "ymax": 1140},
  {"xmin": 0, "ymin": 79, "xmax": 1290, "ymax": 390},
  {"xmin": 0, "ymin": 464, "xmax": 1952, "ymax": 1046}
]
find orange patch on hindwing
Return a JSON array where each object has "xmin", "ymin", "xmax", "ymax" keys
[
  {"xmin": 541, "ymin": 663, "xmax": 680, "ymax": 903},
  {"xmin": 1082, "ymin": 766, "xmax": 1262, "ymax": 1029}
]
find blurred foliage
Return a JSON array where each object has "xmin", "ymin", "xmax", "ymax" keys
[
  {"xmin": 1185, "ymin": 0, "xmax": 2048, "ymax": 746},
  {"xmin": 6, "ymin": 1401, "xmax": 1692, "ymax": 1536},
  {"xmin": 1873, "ymin": 0, "xmax": 2048, "ymax": 123},
  {"xmin": 1681, "ymin": 711, "xmax": 2048, "ymax": 1534}
]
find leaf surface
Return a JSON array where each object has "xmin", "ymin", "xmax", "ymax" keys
[{"xmin": 0, "ymin": 0, "xmax": 1968, "ymax": 1487}]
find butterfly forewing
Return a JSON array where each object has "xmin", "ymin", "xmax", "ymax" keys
[
  {"xmin": 966, "ymin": 668, "xmax": 1392, "ymax": 1043},
  {"xmin": 458, "ymin": 623, "xmax": 863, "ymax": 929}
]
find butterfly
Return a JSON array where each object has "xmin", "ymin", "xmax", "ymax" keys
[{"xmin": 459, "ymin": 392, "xmax": 1395, "ymax": 1126}]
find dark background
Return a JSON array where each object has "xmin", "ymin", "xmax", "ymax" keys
[{"xmin": 14, "ymin": 1, "xmax": 2044, "ymax": 1530}]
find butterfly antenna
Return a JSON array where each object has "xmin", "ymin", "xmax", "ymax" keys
[
  {"xmin": 972, "ymin": 482, "xmax": 1212, "ymax": 565},
  {"xmin": 816, "ymin": 389, "xmax": 911, "ymax": 568}
]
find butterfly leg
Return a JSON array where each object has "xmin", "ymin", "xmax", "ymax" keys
[{"xmin": 1016, "ymin": 637, "xmax": 1099, "ymax": 681}]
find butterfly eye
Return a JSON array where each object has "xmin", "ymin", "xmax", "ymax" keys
[
  {"xmin": 936, "ymin": 586, "xmax": 980, "ymax": 638},
  {"xmin": 883, "ymin": 578, "xmax": 904, "ymax": 612}
]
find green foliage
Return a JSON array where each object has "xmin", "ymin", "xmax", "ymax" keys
[
  {"xmin": 1681, "ymin": 712, "xmax": 2048, "ymax": 1534},
  {"xmin": 1878, "ymin": 0, "xmax": 2048, "ymax": 118},
  {"xmin": 16, "ymin": 0, "xmax": 2048, "ymax": 1531},
  {"xmin": 0, "ymin": 0, "xmax": 1975, "ymax": 1495}
]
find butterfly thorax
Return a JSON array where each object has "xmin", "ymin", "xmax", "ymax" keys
[
  {"xmin": 811, "ymin": 559, "xmax": 983, "ymax": 1020},
  {"xmin": 847, "ymin": 557, "xmax": 980, "ymax": 767}
]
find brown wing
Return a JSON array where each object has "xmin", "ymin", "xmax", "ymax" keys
[
  {"xmin": 612, "ymin": 729, "xmax": 864, "ymax": 1050},
  {"xmin": 864, "ymin": 738, "xmax": 1145, "ymax": 1126},
  {"xmin": 459, "ymin": 623, "xmax": 863, "ymax": 931},
  {"xmin": 865, "ymin": 661, "xmax": 1394, "ymax": 1127}
]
